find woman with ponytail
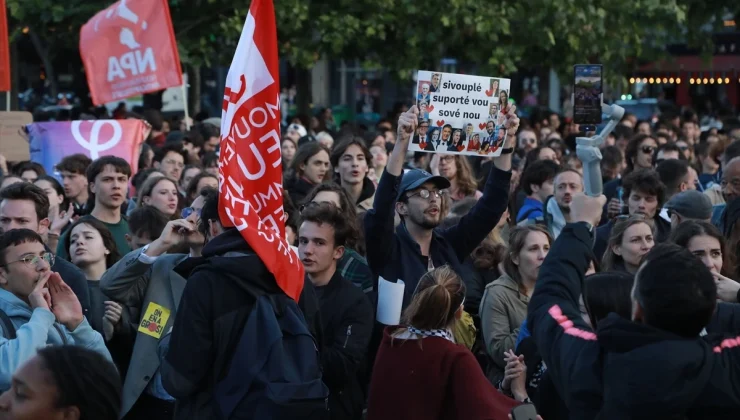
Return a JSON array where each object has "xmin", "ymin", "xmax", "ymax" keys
[{"xmin": 366, "ymin": 266, "xmax": 527, "ymax": 420}]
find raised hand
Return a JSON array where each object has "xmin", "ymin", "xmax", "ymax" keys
[
  {"xmin": 102, "ymin": 301, "xmax": 123, "ymax": 341},
  {"xmin": 146, "ymin": 219, "xmax": 198, "ymax": 257},
  {"xmin": 28, "ymin": 272, "xmax": 52, "ymax": 311},
  {"xmin": 396, "ymin": 105, "xmax": 419, "ymax": 144},
  {"xmin": 49, "ymin": 203, "xmax": 74, "ymax": 236},
  {"xmin": 48, "ymin": 272, "xmax": 83, "ymax": 331},
  {"xmin": 714, "ymin": 272, "xmax": 740, "ymax": 303}
]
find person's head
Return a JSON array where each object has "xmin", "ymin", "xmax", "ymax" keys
[
  {"xmin": 196, "ymin": 187, "xmax": 223, "ymax": 243},
  {"xmin": 179, "ymin": 165, "xmax": 202, "ymax": 193},
  {"xmin": 603, "ymin": 216, "xmax": 654, "ymax": 274},
  {"xmin": 0, "ymin": 176, "xmax": 23, "ymax": 190},
  {"xmin": 56, "ymin": 154, "xmax": 92, "ymax": 202},
  {"xmin": 517, "ymin": 129, "xmax": 538, "ymax": 153},
  {"xmin": 656, "ymin": 159, "xmax": 694, "ymax": 200},
  {"xmin": 291, "ymin": 142, "xmax": 331, "ymax": 185},
  {"xmin": 86, "ymin": 157, "xmax": 131, "ymax": 211},
  {"xmin": 201, "ymin": 151, "xmax": 219, "ymax": 176},
  {"xmin": 681, "ymin": 120, "xmax": 699, "ymax": 142},
  {"xmin": 613, "ymin": 124, "xmax": 635, "ymax": 151},
  {"xmin": 520, "ymin": 159, "xmax": 559, "ymax": 203},
  {"xmin": 137, "ymin": 176, "xmax": 179, "ymax": 217},
  {"xmin": 395, "ymin": 170, "xmax": 451, "ymax": 230},
  {"xmin": 499, "ymin": 90, "xmax": 509, "ymax": 110},
  {"xmin": 655, "ymin": 142, "xmax": 684, "ymax": 164},
  {"xmin": 400, "ymin": 265, "xmax": 466, "ymax": 332},
  {"xmin": 65, "ymin": 217, "xmax": 120, "ymax": 270},
  {"xmin": 417, "ymin": 120, "xmax": 429, "ymax": 139},
  {"xmin": 0, "ymin": 229, "xmax": 52, "ymax": 303},
  {"xmin": 0, "ymin": 345, "xmax": 121, "ymax": 420},
  {"xmin": 421, "ymin": 83, "xmax": 430, "ymax": 95},
  {"xmin": 664, "ymin": 190, "xmax": 713, "ymax": 229},
  {"xmin": 0, "ymin": 183, "xmax": 51, "ymax": 235},
  {"xmin": 125, "ymin": 206, "xmax": 169, "ymax": 250},
  {"xmin": 186, "ymin": 172, "xmax": 218, "ymax": 203},
  {"xmin": 298, "ymin": 201, "xmax": 355, "ymax": 282},
  {"xmin": 331, "ymin": 138, "xmax": 371, "ymax": 186},
  {"xmin": 635, "ymin": 120, "xmax": 652, "ymax": 135},
  {"xmin": 600, "ymin": 145, "xmax": 624, "ymax": 183},
  {"xmin": 624, "ymin": 134, "xmax": 658, "ymax": 173},
  {"xmin": 369, "ymin": 145, "xmax": 388, "ymax": 170},
  {"xmin": 721, "ymin": 157, "xmax": 740, "ymax": 203},
  {"xmin": 12, "ymin": 161, "xmax": 46, "ymax": 183},
  {"xmin": 33, "ymin": 176, "xmax": 65, "ymax": 215},
  {"xmin": 281, "ymin": 138, "xmax": 297, "ymax": 166},
  {"xmin": 316, "ymin": 132, "xmax": 334, "ymax": 150},
  {"xmin": 431, "ymin": 73, "xmax": 441, "ymax": 87},
  {"xmin": 503, "ymin": 225, "xmax": 552, "ymax": 286},
  {"xmin": 305, "ymin": 182, "xmax": 357, "ymax": 219},
  {"xmin": 622, "ymin": 169, "xmax": 664, "ymax": 219},
  {"xmin": 441, "ymin": 124, "xmax": 452, "ymax": 141},
  {"xmin": 439, "ymin": 155, "xmax": 477, "ymax": 192},
  {"xmin": 670, "ymin": 220, "xmax": 728, "ymax": 276},
  {"xmin": 553, "ymin": 169, "xmax": 583, "ymax": 214},
  {"xmin": 582, "ymin": 271, "xmax": 635, "ymax": 328},
  {"xmin": 153, "ymin": 143, "xmax": 187, "ymax": 181},
  {"xmin": 196, "ymin": 122, "xmax": 220, "ymax": 153},
  {"xmin": 631, "ymin": 243, "xmax": 716, "ymax": 338}
]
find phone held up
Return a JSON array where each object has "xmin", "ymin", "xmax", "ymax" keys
[
  {"xmin": 573, "ymin": 64, "xmax": 603, "ymax": 132},
  {"xmin": 510, "ymin": 403, "xmax": 539, "ymax": 420}
]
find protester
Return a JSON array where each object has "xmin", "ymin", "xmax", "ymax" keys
[
  {"xmin": 603, "ymin": 134, "xmax": 658, "ymax": 219},
  {"xmin": 601, "ymin": 216, "xmax": 655, "ymax": 274},
  {"xmin": 286, "ymin": 142, "xmax": 331, "ymax": 206},
  {"xmin": 56, "ymin": 154, "xmax": 92, "ymax": 216},
  {"xmin": 433, "ymin": 154, "xmax": 483, "ymax": 202},
  {"xmin": 178, "ymin": 165, "xmax": 202, "ymax": 196},
  {"xmin": 543, "ymin": 169, "xmax": 584, "ymax": 238},
  {"xmin": 664, "ymin": 190, "xmax": 713, "ymax": 228},
  {"xmin": 516, "ymin": 159, "xmax": 559, "ymax": 224},
  {"xmin": 367, "ymin": 266, "xmax": 523, "ymax": 420},
  {"xmin": 13, "ymin": 161, "xmax": 46, "ymax": 183},
  {"xmin": 330, "ymin": 138, "xmax": 376, "ymax": 212},
  {"xmin": 125, "ymin": 206, "xmax": 170, "ymax": 251},
  {"xmin": 136, "ymin": 176, "xmax": 181, "ymax": 219},
  {"xmin": 152, "ymin": 144, "xmax": 187, "ymax": 184},
  {"xmin": 0, "ymin": 346, "xmax": 121, "ymax": 419},
  {"xmin": 184, "ymin": 172, "xmax": 218, "ymax": 204}
]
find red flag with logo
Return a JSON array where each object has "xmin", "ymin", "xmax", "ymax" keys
[
  {"xmin": 219, "ymin": 0, "xmax": 303, "ymax": 301},
  {"xmin": 79, "ymin": 0, "xmax": 182, "ymax": 105},
  {"xmin": 0, "ymin": 0, "xmax": 10, "ymax": 92}
]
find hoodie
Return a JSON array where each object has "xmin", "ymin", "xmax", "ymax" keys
[
  {"xmin": 528, "ymin": 223, "xmax": 740, "ymax": 420},
  {"xmin": 160, "ymin": 228, "xmax": 321, "ymax": 419},
  {"xmin": 0, "ymin": 288, "xmax": 112, "ymax": 391}
]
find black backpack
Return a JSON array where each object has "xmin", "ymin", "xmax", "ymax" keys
[{"xmin": 213, "ymin": 293, "xmax": 329, "ymax": 420}]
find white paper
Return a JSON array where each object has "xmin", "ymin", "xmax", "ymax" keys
[
  {"xmin": 377, "ymin": 277, "xmax": 405, "ymax": 325},
  {"xmin": 410, "ymin": 70, "xmax": 513, "ymax": 157}
]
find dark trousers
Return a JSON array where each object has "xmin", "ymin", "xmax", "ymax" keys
[{"xmin": 124, "ymin": 393, "xmax": 175, "ymax": 420}]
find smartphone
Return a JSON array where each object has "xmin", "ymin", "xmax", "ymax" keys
[
  {"xmin": 573, "ymin": 64, "xmax": 603, "ymax": 126},
  {"xmin": 510, "ymin": 403, "xmax": 539, "ymax": 420}
]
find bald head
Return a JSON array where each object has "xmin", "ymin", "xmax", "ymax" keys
[{"xmin": 721, "ymin": 157, "xmax": 740, "ymax": 202}]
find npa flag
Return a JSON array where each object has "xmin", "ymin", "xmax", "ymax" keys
[
  {"xmin": 219, "ymin": 0, "xmax": 304, "ymax": 301},
  {"xmin": 79, "ymin": 0, "xmax": 182, "ymax": 105},
  {"xmin": 0, "ymin": 0, "xmax": 10, "ymax": 91},
  {"xmin": 26, "ymin": 120, "xmax": 148, "ymax": 175}
]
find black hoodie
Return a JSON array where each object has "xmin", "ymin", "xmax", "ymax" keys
[
  {"xmin": 160, "ymin": 228, "xmax": 321, "ymax": 419},
  {"xmin": 528, "ymin": 223, "xmax": 740, "ymax": 420}
]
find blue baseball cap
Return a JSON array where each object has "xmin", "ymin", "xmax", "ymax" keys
[{"xmin": 397, "ymin": 169, "xmax": 451, "ymax": 201}]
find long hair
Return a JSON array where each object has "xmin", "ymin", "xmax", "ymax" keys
[
  {"xmin": 583, "ymin": 271, "xmax": 634, "ymax": 327},
  {"xmin": 290, "ymin": 142, "xmax": 331, "ymax": 179},
  {"xmin": 602, "ymin": 216, "xmax": 653, "ymax": 272},
  {"xmin": 451, "ymin": 156, "xmax": 478, "ymax": 198},
  {"xmin": 64, "ymin": 217, "xmax": 121, "ymax": 268},
  {"xmin": 502, "ymin": 225, "xmax": 552, "ymax": 292},
  {"xmin": 670, "ymin": 220, "xmax": 733, "ymax": 278}
]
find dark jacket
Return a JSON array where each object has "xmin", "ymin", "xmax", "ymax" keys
[
  {"xmin": 160, "ymin": 229, "xmax": 321, "ymax": 419},
  {"xmin": 315, "ymin": 271, "xmax": 374, "ymax": 420},
  {"xmin": 286, "ymin": 176, "xmax": 319, "ymax": 207},
  {"xmin": 528, "ymin": 223, "xmax": 740, "ymax": 419},
  {"xmin": 364, "ymin": 166, "xmax": 510, "ymax": 307},
  {"xmin": 50, "ymin": 246, "xmax": 91, "ymax": 317}
]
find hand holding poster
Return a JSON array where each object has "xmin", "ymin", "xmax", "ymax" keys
[{"xmin": 409, "ymin": 71, "xmax": 512, "ymax": 157}]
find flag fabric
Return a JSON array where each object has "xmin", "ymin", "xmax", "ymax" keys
[
  {"xmin": 0, "ymin": 0, "xmax": 10, "ymax": 92},
  {"xmin": 27, "ymin": 119, "xmax": 147, "ymax": 175},
  {"xmin": 219, "ymin": 0, "xmax": 304, "ymax": 301},
  {"xmin": 79, "ymin": 0, "xmax": 182, "ymax": 105}
]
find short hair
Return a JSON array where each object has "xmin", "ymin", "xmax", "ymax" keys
[
  {"xmin": 186, "ymin": 172, "xmax": 218, "ymax": 201},
  {"xmin": 601, "ymin": 145, "xmax": 624, "ymax": 167},
  {"xmin": 37, "ymin": 345, "xmax": 121, "ymax": 420},
  {"xmin": 0, "ymin": 229, "xmax": 45, "ymax": 267},
  {"xmin": 624, "ymin": 134, "xmax": 655, "ymax": 174},
  {"xmin": 12, "ymin": 161, "xmax": 46, "ymax": 178},
  {"xmin": 86, "ymin": 156, "xmax": 132, "ymax": 184},
  {"xmin": 613, "ymin": 124, "xmax": 634, "ymax": 141},
  {"xmin": 0, "ymin": 182, "xmax": 50, "ymax": 222},
  {"xmin": 330, "ymin": 137, "xmax": 372, "ymax": 171},
  {"xmin": 656, "ymin": 142, "xmax": 686, "ymax": 161},
  {"xmin": 195, "ymin": 122, "xmax": 219, "ymax": 141},
  {"xmin": 520, "ymin": 159, "xmax": 559, "ymax": 195},
  {"xmin": 201, "ymin": 151, "xmax": 219, "ymax": 169},
  {"xmin": 622, "ymin": 169, "xmax": 665, "ymax": 209},
  {"xmin": 64, "ymin": 217, "xmax": 121, "ymax": 268},
  {"xmin": 635, "ymin": 243, "xmax": 716, "ymax": 338},
  {"xmin": 299, "ymin": 201, "xmax": 356, "ymax": 248},
  {"xmin": 131, "ymin": 168, "xmax": 162, "ymax": 191},
  {"xmin": 55, "ymin": 154, "xmax": 92, "ymax": 175},
  {"xmin": 655, "ymin": 159, "xmax": 690, "ymax": 198},
  {"xmin": 180, "ymin": 164, "xmax": 202, "ymax": 183},
  {"xmin": 197, "ymin": 187, "xmax": 221, "ymax": 236},
  {"xmin": 183, "ymin": 129, "xmax": 205, "ymax": 149},
  {"xmin": 584, "ymin": 271, "xmax": 635, "ymax": 327},
  {"xmin": 128, "ymin": 206, "xmax": 169, "ymax": 239},
  {"xmin": 153, "ymin": 143, "xmax": 188, "ymax": 164}
]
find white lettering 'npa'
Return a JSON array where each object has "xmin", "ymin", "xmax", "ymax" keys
[{"xmin": 107, "ymin": 48, "xmax": 156, "ymax": 82}]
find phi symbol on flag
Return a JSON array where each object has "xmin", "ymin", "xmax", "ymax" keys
[
  {"xmin": 70, "ymin": 120, "xmax": 123, "ymax": 160},
  {"xmin": 219, "ymin": 0, "xmax": 305, "ymax": 302}
]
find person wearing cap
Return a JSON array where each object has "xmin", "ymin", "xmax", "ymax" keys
[
  {"xmin": 665, "ymin": 190, "xmax": 713, "ymax": 229},
  {"xmin": 364, "ymin": 104, "xmax": 520, "ymax": 308},
  {"xmin": 286, "ymin": 123, "xmax": 308, "ymax": 143}
]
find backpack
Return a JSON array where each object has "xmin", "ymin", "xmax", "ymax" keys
[
  {"xmin": 213, "ymin": 293, "xmax": 329, "ymax": 420},
  {"xmin": 0, "ymin": 309, "xmax": 15, "ymax": 339}
]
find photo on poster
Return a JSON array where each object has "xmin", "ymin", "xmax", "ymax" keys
[{"xmin": 411, "ymin": 70, "xmax": 512, "ymax": 157}]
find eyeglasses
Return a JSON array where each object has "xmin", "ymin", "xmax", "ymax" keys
[
  {"xmin": 1, "ymin": 253, "xmax": 54, "ymax": 268},
  {"xmin": 407, "ymin": 189, "xmax": 448, "ymax": 200},
  {"xmin": 164, "ymin": 159, "xmax": 185, "ymax": 169},
  {"xmin": 181, "ymin": 207, "xmax": 201, "ymax": 219},
  {"xmin": 641, "ymin": 146, "xmax": 656, "ymax": 154}
]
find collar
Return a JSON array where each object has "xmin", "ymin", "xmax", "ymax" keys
[{"xmin": 407, "ymin": 326, "xmax": 455, "ymax": 343}]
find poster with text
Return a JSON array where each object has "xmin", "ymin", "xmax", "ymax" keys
[{"xmin": 410, "ymin": 70, "xmax": 512, "ymax": 157}]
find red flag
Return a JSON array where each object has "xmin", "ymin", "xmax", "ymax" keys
[
  {"xmin": 219, "ymin": 0, "xmax": 304, "ymax": 301},
  {"xmin": 79, "ymin": 0, "xmax": 182, "ymax": 105},
  {"xmin": 0, "ymin": 0, "xmax": 10, "ymax": 92}
]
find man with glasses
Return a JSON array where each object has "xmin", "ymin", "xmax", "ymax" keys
[
  {"xmin": 412, "ymin": 120, "xmax": 429, "ymax": 145},
  {"xmin": 153, "ymin": 143, "xmax": 188, "ymax": 183},
  {"xmin": 0, "ymin": 228, "xmax": 111, "ymax": 390},
  {"xmin": 100, "ymin": 188, "xmax": 208, "ymax": 418},
  {"xmin": 365, "ymin": 104, "xmax": 519, "ymax": 308}
]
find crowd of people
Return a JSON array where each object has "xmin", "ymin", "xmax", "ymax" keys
[{"xmin": 0, "ymin": 96, "xmax": 738, "ymax": 419}]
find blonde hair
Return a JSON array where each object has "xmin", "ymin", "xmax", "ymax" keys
[{"xmin": 602, "ymin": 216, "xmax": 654, "ymax": 271}]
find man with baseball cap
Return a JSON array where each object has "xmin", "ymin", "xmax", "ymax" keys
[
  {"xmin": 364, "ymin": 104, "xmax": 520, "ymax": 307},
  {"xmin": 665, "ymin": 190, "xmax": 713, "ymax": 229}
]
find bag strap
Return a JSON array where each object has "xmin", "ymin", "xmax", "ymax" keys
[{"xmin": 0, "ymin": 308, "xmax": 16, "ymax": 339}]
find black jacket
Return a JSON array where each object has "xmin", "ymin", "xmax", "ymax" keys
[
  {"xmin": 287, "ymin": 176, "xmax": 319, "ymax": 207},
  {"xmin": 160, "ymin": 229, "xmax": 322, "ymax": 419},
  {"xmin": 364, "ymin": 166, "xmax": 510, "ymax": 307},
  {"xmin": 528, "ymin": 223, "xmax": 740, "ymax": 419},
  {"xmin": 315, "ymin": 271, "xmax": 374, "ymax": 420},
  {"xmin": 50, "ymin": 246, "xmax": 91, "ymax": 317}
]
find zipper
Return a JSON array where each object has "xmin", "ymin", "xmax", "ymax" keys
[{"xmin": 343, "ymin": 325, "xmax": 353, "ymax": 348}]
